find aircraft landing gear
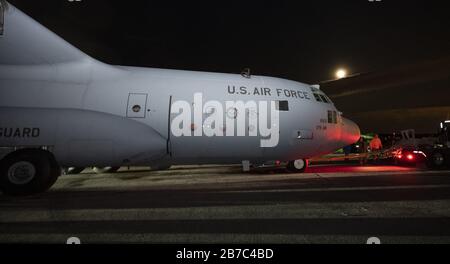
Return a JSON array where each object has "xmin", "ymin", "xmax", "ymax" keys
[
  {"xmin": 63, "ymin": 167, "xmax": 85, "ymax": 175},
  {"xmin": 287, "ymin": 159, "xmax": 308, "ymax": 173},
  {"xmin": 0, "ymin": 149, "xmax": 60, "ymax": 196},
  {"xmin": 93, "ymin": 167, "xmax": 120, "ymax": 174}
]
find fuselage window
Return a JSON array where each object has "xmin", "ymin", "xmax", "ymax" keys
[
  {"xmin": 276, "ymin": 100, "xmax": 289, "ymax": 111},
  {"xmin": 313, "ymin": 93, "xmax": 322, "ymax": 102},
  {"xmin": 333, "ymin": 111, "xmax": 337, "ymax": 124}
]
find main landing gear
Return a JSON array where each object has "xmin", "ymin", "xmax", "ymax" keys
[{"xmin": 0, "ymin": 149, "xmax": 60, "ymax": 196}]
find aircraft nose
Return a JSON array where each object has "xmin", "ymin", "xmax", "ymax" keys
[{"xmin": 341, "ymin": 117, "xmax": 360, "ymax": 146}]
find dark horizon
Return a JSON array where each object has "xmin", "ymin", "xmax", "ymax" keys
[{"xmin": 8, "ymin": 0, "xmax": 450, "ymax": 83}]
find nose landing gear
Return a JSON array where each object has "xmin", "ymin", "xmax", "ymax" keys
[{"xmin": 287, "ymin": 159, "xmax": 308, "ymax": 173}]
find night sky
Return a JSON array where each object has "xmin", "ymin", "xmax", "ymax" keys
[{"xmin": 9, "ymin": 0, "xmax": 450, "ymax": 83}]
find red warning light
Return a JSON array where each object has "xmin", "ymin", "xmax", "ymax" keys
[{"xmin": 407, "ymin": 154, "xmax": 414, "ymax": 160}]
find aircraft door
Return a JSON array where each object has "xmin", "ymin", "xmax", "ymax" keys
[{"xmin": 126, "ymin": 93, "xmax": 148, "ymax": 118}]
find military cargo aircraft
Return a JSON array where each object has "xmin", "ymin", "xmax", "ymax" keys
[{"xmin": 0, "ymin": 2, "xmax": 360, "ymax": 195}]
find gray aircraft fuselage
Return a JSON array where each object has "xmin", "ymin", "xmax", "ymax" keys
[{"xmin": 0, "ymin": 4, "xmax": 360, "ymax": 169}]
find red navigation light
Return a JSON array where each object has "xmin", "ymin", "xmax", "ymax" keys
[
  {"xmin": 397, "ymin": 155, "xmax": 403, "ymax": 159},
  {"xmin": 407, "ymin": 154, "xmax": 414, "ymax": 160}
]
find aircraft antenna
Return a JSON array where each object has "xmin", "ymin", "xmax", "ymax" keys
[{"xmin": 241, "ymin": 68, "xmax": 251, "ymax": 79}]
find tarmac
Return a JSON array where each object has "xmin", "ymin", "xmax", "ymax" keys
[{"xmin": 1, "ymin": 164, "xmax": 450, "ymax": 244}]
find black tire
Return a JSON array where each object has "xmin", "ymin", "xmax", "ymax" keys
[
  {"xmin": 150, "ymin": 164, "xmax": 172, "ymax": 171},
  {"xmin": 0, "ymin": 150, "xmax": 60, "ymax": 196},
  {"xmin": 64, "ymin": 167, "xmax": 85, "ymax": 175},
  {"xmin": 93, "ymin": 166, "xmax": 120, "ymax": 174},
  {"xmin": 287, "ymin": 159, "xmax": 308, "ymax": 173},
  {"xmin": 427, "ymin": 151, "xmax": 446, "ymax": 169}
]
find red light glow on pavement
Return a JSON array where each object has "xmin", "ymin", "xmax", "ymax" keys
[{"xmin": 306, "ymin": 165, "xmax": 419, "ymax": 174}]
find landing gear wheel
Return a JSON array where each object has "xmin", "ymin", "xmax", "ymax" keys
[
  {"xmin": 0, "ymin": 150, "xmax": 60, "ymax": 196},
  {"xmin": 287, "ymin": 159, "xmax": 308, "ymax": 173},
  {"xmin": 93, "ymin": 167, "xmax": 120, "ymax": 174},
  {"xmin": 427, "ymin": 151, "xmax": 446, "ymax": 170},
  {"xmin": 64, "ymin": 167, "xmax": 85, "ymax": 175}
]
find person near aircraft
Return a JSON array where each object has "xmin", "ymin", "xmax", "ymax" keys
[{"xmin": 369, "ymin": 134, "xmax": 383, "ymax": 163}]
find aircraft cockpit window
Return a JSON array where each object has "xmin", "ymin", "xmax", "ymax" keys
[
  {"xmin": 336, "ymin": 112, "xmax": 342, "ymax": 124},
  {"xmin": 313, "ymin": 93, "xmax": 322, "ymax": 102},
  {"xmin": 319, "ymin": 95, "xmax": 329, "ymax": 103},
  {"xmin": 276, "ymin": 100, "xmax": 289, "ymax": 111},
  {"xmin": 327, "ymin": 110, "xmax": 333, "ymax": 123},
  {"xmin": 324, "ymin": 94, "xmax": 333, "ymax": 104},
  {"xmin": 327, "ymin": 110, "xmax": 338, "ymax": 124},
  {"xmin": 333, "ymin": 111, "xmax": 337, "ymax": 124}
]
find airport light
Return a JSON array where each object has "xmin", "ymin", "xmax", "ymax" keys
[{"xmin": 335, "ymin": 69, "xmax": 348, "ymax": 79}]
